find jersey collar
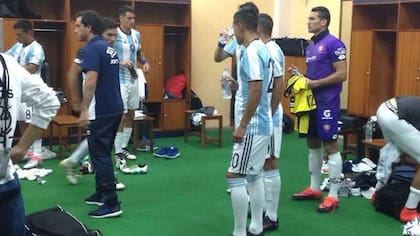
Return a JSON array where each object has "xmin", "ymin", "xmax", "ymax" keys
[{"xmin": 311, "ymin": 29, "xmax": 329, "ymax": 44}]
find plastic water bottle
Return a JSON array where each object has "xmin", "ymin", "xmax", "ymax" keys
[
  {"xmin": 218, "ymin": 26, "xmax": 234, "ymax": 45},
  {"xmin": 365, "ymin": 118, "xmax": 373, "ymax": 142},
  {"xmin": 221, "ymin": 68, "xmax": 232, "ymax": 99}
]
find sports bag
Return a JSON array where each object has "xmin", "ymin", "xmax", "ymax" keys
[
  {"xmin": 25, "ymin": 205, "xmax": 101, "ymax": 236},
  {"xmin": 374, "ymin": 180, "xmax": 420, "ymax": 220},
  {"xmin": 274, "ymin": 37, "xmax": 309, "ymax": 56}
]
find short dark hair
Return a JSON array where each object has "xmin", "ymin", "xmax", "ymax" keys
[
  {"xmin": 258, "ymin": 13, "xmax": 273, "ymax": 36},
  {"xmin": 77, "ymin": 10, "xmax": 104, "ymax": 35},
  {"xmin": 103, "ymin": 18, "xmax": 118, "ymax": 30},
  {"xmin": 119, "ymin": 5, "xmax": 135, "ymax": 17},
  {"xmin": 234, "ymin": 8, "xmax": 258, "ymax": 32},
  {"xmin": 239, "ymin": 2, "xmax": 259, "ymax": 15},
  {"xmin": 312, "ymin": 6, "xmax": 330, "ymax": 27},
  {"xmin": 13, "ymin": 20, "xmax": 32, "ymax": 32}
]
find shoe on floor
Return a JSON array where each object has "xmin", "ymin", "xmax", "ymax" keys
[
  {"xmin": 401, "ymin": 207, "xmax": 420, "ymax": 222},
  {"xmin": 165, "ymin": 147, "xmax": 180, "ymax": 159},
  {"xmin": 403, "ymin": 217, "xmax": 420, "ymax": 236},
  {"xmin": 292, "ymin": 188, "xmax": 322, "ymax": 200},
  {"xmin": 247, "ymin": 230, "xmax": 264, "ymax": 236},
  {"xmin": 137, "ymin": 142, "xmax": 158, "ymax": 152},
  {"xmin": 263, "ymin": 215, "xmax": 279, "ymax": 232},
  {"xmin": 41, "ymin": 147, "xmax": 57, "ymax": 160},
  {"xmin": 89, "ymin": 204, "xmax": 122, "ymax": 219},
  {"xmin": 154, "ymin": 146, "xmax": 169, "ymax": 158},
  {"xmin": 85, "ymin": 193, "xmax": 104, "ymax": 206},
  {"xmin": 317, "ymin": 196, "xmax": 339, "ymax": 213},
  {"xmin": 59, "ymin": 159, "xmax": 78, "ymax": 184},
  {"xmin": 23, "ymin": 156, "xmax": 42, "ymax": 169},
  {"xmin": 115, "ymin": 148, "xmax": 136, "ymax": 161},
  {"xmin": 116, "ymin": 180, "xmax": 125, "ymax": 191},
  {"xmin": 115, "ymin": 156, "xmax": 127, "ymax": 170},
  {"xmin": 121, "ymin": 164, "xmax": 148, "ymax": 174}
]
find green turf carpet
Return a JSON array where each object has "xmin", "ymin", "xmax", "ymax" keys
[{"xmin": 21, "ymin": 128, "xmax": 401, "ymax": 235}]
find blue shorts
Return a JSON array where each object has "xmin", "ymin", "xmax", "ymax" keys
[{"xmin": 307, "ymin": 97, "xmax": 340, "ymax": 141}]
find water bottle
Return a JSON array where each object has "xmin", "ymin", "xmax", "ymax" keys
[
  {"xmin": 365, "ymin": 118, "xmax": 373, "ymax": 142},
  {"xmin": 221, "ymin": 68, "xmax": 232, "ymax": 99},
  {"xmin": 218, "ymin": 26, "xmax": 234, "ymax": 45}
]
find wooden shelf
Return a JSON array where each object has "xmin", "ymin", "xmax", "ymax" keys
[
  {"xmin": 353, "ymin": 0, "xmax": 398, "ymax": 4},
  {"xmin": 399, "ymin": 2, "xmax": 420, "ymax": 29},
  {"xmin": 352, "ymin": 4, "xmax": 398, "ymax": 30}
]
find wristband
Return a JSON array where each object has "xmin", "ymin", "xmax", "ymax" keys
[
  {"xmin": 217, "ymin": 42, "xmax": 226, "ymax": 49},
  {"xmin": 141, "ymin": 58, "xmax": 148, "ymax": 64}
]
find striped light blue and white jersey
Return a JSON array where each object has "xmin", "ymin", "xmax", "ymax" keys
[
  {"xmin": 266, "ymin": 39, "xmax": 285, "ymax": 127},
  {"xmin": 224, "ymin": 37, "xmax": 238, "ymax": 56},
  {"xmin": 114, "ymin": 27, "xmax": 141, "ymax": 84},
  {"xmin": 235, "ymin": 39, "xmax": 272, "ymax": 135},
  {"xmin": 5, "ymin": 40, "xmax": 45, "ymax": 75}
]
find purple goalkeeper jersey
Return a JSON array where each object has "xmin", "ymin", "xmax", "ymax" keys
[{"xmin": 305, "ymin": 30, "xmax": 346, "ymax": 102}]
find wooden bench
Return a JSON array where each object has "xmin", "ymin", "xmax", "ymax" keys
[
  {"xmin": 362, "ymin": 138, "xmax": 386, "ymax": 158},
  {"xmin": 184, "ymin": 110, "xmax": 223, "ymax": 148},
  {"xmin": 132, "ymin": 115, "xmax": 155, "ymax": 153},
  {"xmin": 49, "ymin": 115, "xmax": 81, "ymax": 159}
]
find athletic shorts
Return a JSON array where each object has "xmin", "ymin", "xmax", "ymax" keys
[
  {"xmin": 120, "ymin": 80, "xmax": 139, "ymax": 112},
  {"xmin": 267, "ymin": 105, "xmax": 283, "ymax": 159},
  {"xmin": 228, "ymin": 135, "xmax": 270, "ymax": 175},
  {"xmin": 307, "ymin": 97, "xmax": 340, "ymax": 141}
]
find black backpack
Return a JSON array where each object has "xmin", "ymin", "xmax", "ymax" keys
[
  {"xmin": 274, "ymin": 37, "xmax": 309, "ymax": 56},
  {"xmin": 25, "ymin": 206, "xmax": 101, "ymax": 236}
]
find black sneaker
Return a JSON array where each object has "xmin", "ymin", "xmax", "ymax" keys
[
  {"xmin": 262, "ymin": 215, "xmax": 279, "ymax": 232},
  {"xmin": 84, "ymin": 193, "xmax": 103, "ymax": 206},
  {"xmin": 247, "ymin": 230, "xmax": 264, "ymax": 236},
  {"xmin": 88, "ymin": 204, "xmax": 122, "ymax": 219}
]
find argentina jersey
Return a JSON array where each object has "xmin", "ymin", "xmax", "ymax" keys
[
  {"xmin": 5, "ymin": 41, "xmax": 45, "ymax": 75},
  {"xmin": 266, "ymin": 40, "xmax": 285, "ymax": 127},
  {"xmin": 115, "ymin": 27, "xmax": 141, "ymax": 84},
  {"xmin": 235, "ymin": 39, "xmax": 272, "ymax": 135}
]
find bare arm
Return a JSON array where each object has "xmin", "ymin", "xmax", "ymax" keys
[
  {"xmin": 78, "ymin": 71, "xmax": 97, "ymax": 127},
  {"xmin": 24, "ymin": 63, "xmax": 39, "ymax": 74},
  {"xmin": 307, "ymin": 60, "xmax": 347, "ymax": 89},
  {"xmin": 233, "ymin": 81, "xmax": 262, "ymax": 142},
  {"xmin": 137, "ymin": 49, "xmax": 150, "ymax": 72},
  {"xmin": 68, "ymin": 62, "xmax": 83, "ymax": 111},
  {"xmin": 11, "ymin": 125, "xmax": 44, "ymax": 162},
  {"xmin": 271, "ymin": 76, "xmax": 284, "ymax": 115},
  {"xmin": 214, "ymin": 47, "xmax": 231, "ymax": 62}
]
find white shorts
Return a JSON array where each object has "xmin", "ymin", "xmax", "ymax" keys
[
  {"xmin": 120, "ymin": 80, "xmax": 139, "ymax": 112},
  {"xmin": 16, "ymin": 103, "xmax": 32, "ymax": 122},
  {"xmin": 267, "ymin": 126, "xmax": 282, "ymax": 159},
  {"xmin": 228, "ymin": 135, "xmax": 270, "ymax": 175},
  {"xmin": 377, "ymin": 103, "xmax": 420, "ymax": 162}
]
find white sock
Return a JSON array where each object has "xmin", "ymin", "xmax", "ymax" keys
[
  {"xmin": 227, "ymin": 178, "xmax": 248, "ymax": 236},
  {"xmin": 406, "ymin": 187, "xmax": 420, "ymax": 209},
  {"xmin": 247, "ymin": 174, "xmax": 264, "ymax": 235},
  {"xmin": 122, "ymin": 127, "xmax": 133, "ymax": 149},
  {"xmin": 114, "ymin": 132, "xmax": 124, "ymax": 154},
  {"xmin": 309, "ymin": 148, "xmax": 322, "ymax": 191},
  {"xmin": 32, "ymin": 139, "xmax": 42, "ymax": 158},
  {"xmin": 327, "ymin": 152, "xmax": 343, "ymax": 198},
  {"xmin": 264, "ymin": 170, "xmax": 281, "ymax": 222},
  {"xmin": 66, "ymin": 139, "xmax": 89, "ymax": 165}
]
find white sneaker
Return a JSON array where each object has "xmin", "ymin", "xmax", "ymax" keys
[
  {"xmin": 41, "ymin": 147, "xmax": 57, "ymax": 160},
  {"xmin": 23, "ymin": 157, "xmax": 42, "ymax": 169},
  {"xmin": 59, "ymin": 159, "xmax": 78, "ymax": 184},
  {"xmin": 403, "ymin": 218, "xmax": 420, "ymax": 236},
  {"xmin": 116, "ymin": 180, "xmax": 125, "ymax": 191},
  {"xmin": 120, "ymin": 148, "xmax": 136, "ymax": 160},
  {"xmin": 121, "ymin": 164, "xmax": 148, "ymax": 174},
  {"xmin": 115, "ymin": 157, "xmax": 127, "ymax": 171}
]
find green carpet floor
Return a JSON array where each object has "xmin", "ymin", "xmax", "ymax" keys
[{"xmin": 21, "ymin": 129, "xmax": 402, "ymax": 235}]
